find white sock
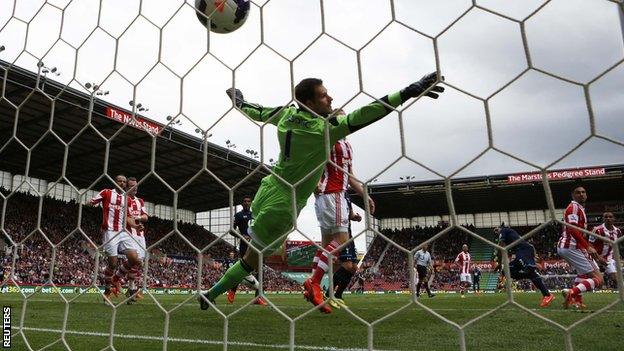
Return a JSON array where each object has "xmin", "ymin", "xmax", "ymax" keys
[{"xmin": 242, "ymin": 274, "xmax": 260, "ymax": 290}]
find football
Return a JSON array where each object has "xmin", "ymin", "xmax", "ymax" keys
[{"xmin": 194, "ymin": 0, "xmax": 251, "ymax": 33}]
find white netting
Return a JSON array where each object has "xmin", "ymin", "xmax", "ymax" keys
[{"xmin": 0, "ymin": 0, "xmax": 623, "ymax": 350}]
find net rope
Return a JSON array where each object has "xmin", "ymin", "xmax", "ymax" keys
[{"xmin": 0, "ymin": 0, "xmax": 623, "ymax": 350}]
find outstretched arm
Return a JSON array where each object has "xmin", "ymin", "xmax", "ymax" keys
[
  {"xmin": 329, "ymin": 72, "xmax": 444, "ymax": 143},
  {"xmin": 226, "ymin": 88, "xmax": 292, "ymax": 126},
  {"xmin": 89, "ymin": 189, "xmax": 106, "ymax": 206}
]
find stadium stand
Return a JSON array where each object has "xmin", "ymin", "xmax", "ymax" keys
[
  {"xmin": 2, "ymin": 188, "xmax": 623, "ymax": 294},
  {"xmin": 348, "ymin": 165, "xmax": 624, "ymax": 292},
  {"xmin": 358, "ymin": 221, "xmax": 623, "ymax": 292},
  {"xmin": 0, "ymin": 190, "xmax": 299, "ymax": 291}
]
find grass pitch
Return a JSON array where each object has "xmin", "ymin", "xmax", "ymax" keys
[{"xmin": 3, "ymin": 291, "xmax": 623, "ymax": 351}]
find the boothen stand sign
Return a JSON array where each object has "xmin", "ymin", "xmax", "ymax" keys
[{"xmin": 507, "ymin": 167, "xmax": 606, "ymax": 184}]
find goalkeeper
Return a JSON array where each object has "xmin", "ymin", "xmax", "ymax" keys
[{"xmin": 199, "ymin": 73, "xmax": 445, "ymax": 312}]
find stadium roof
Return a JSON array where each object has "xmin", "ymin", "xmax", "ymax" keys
[
  {"xmin": 353, "ymin": 165, "xmax": 624, "ymax": 219},
  {"xmin": 3, "ymin": 61, "xmax": 623, "ymax": 219},
  {"xmin": 0, "ymin": 61, "xmax": 266, "ymax": 212}
]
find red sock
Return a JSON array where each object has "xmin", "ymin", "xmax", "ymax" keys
[
  {"xmin": 571, "ymin": 277, "xmax": 597, "ymax": 296},
  {"xmin": 310, "ymin": 241, "xmax": 338, "ymax": 284},
  {"xmin": 312, "ymin": 250, "xmax": 322, "ymax": 270},
  {"xmin": 103, "ymin": 267, "xmax": 114, "ymax": 287}
]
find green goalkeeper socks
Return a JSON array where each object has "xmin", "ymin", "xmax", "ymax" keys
[{"xmin": 208, "ymin": 261, "xmax": 252, "ymax": 301}]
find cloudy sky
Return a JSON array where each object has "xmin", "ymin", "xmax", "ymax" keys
[{"xmin": 1, "ymin": 0, "xmax": 623, "ymax": 251}]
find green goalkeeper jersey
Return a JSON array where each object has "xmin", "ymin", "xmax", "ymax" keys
[{"xmin": 241, "ymin": 91, "xmax": 404, "ymax": 211}]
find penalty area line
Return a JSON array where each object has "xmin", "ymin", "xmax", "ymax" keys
[{"xmin": 20, "ymin": 327, "xmax": 398, "ymax": 351}]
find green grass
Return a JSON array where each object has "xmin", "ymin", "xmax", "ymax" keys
[{"xmin": 3, "ymin": 291, "xmax": 623, "ymax": 351}]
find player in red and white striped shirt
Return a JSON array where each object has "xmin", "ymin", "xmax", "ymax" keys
[
  {"xmin": 90, "ymin": 174, "xmax": 127, "ymax": 300},
  {"xmin": 589, "ymin": 212, "xmax": 621, "ymax": 289},
  {"xmin": 306, "ymin": 120, "xmax": 376, "ymax": 313},
  {"xmin": 121, "ymin": 177, "xmax": 149, "ymax": 303},
  {"xmin": 91, "ymin": 176, "xmax": 127, "ymax": 232},
  {"xmin": 556, "ymin": 185, "xmax": 605, "ymax": 309},
  {"xmin": 454, "ymin": 244, "xmax": 472, "ymax": 298}
]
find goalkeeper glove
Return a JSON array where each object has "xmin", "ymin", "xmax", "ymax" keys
[
  {"xmin": 226, "ymin": 88, "xmax": 244, "ymax": 108},
  {"xmin": 400, "ymin": 72, "xmax": 445, "ymax": 100}
]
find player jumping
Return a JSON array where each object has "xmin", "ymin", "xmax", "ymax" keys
[
  {"xmin": 124, "ymin": 177, "xmax": 149, "ymax": 303},
  {"xmin": 91, "ymin": 174, "xmax": 140, "ymax": 302},
  {"xmin": 495, "ymin": 225, "xmax": 555, "ymax": 307},
  {"xmin": 557, "ymin": 185, "xmax": 605, "ymax": 309},
  {"xmin": 312, "ymin": 130, "xmax": 373, "ymax": 310},
  {"xmin": 198, "ymin": 72, "xmax": 445, "ymax": 313}
]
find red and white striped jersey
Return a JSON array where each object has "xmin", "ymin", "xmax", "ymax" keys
[
  {"xmin": 558, "ymin": 201, "xmax": 588, "ymax": 250},
  {"xmin": 589, "ymin": 224, "xmax": 621, "ymax": 260},
  {"xmin": 318, "ymin": 139, "xmax": 352, "ymax": 194},
  {"xmin": 126, "ymin": 195, "xmax": 148, "ymax": 237},
  {"xmin": 90, "ymin": 189, "xmax": 126, "ymax": 231},
  {"xmin": 455, "ymin": 251, "xmax": 471, "ymax": 274}
]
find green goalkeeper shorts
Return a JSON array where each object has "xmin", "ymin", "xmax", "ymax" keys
[{"xmin": 248, "ymin": 179, "xmax": 297, "ymax": 255}]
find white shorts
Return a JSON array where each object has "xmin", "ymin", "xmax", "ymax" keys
[
  {"xmin": 557, "ymin": 247, "xmax": 599, "ymax": 275},
  {"xmin": 136, "ymin": 235, "xmax": 146, "ymax": 259},
  {"xmin": 605, "ymin": 258, "xmax": 617, "ymax": 275},
  {"xmin": 315, "ymin": 192, "xmax": 349, "ymax": 236},
  {"xmin": 460, "ymin": 273, "xmax": 472, "ymax": 283},
  {"xmin": 102, "ymin": 230, "xmax": 139, "ymax": 256}
]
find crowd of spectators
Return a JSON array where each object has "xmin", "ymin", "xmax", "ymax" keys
[
  {"xmin": 0, "ymin": 190, "xmax": 233, "ymax": 256},
  {"xmin": 2, "ymin": 191, "xmax": 622, "ymax": 293},
  {"xmin": 1, "ymin": 191, "xmax": 299, "ymax": 291}
]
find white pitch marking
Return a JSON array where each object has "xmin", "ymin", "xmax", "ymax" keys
[{"xmin": 21, "ymin": 327, "xmax": 399, "ymax": 351}]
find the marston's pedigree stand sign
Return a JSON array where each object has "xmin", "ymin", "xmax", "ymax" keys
[{"xmin": 507, "ymin": 167, "xmax": 606, "ymax": 184}]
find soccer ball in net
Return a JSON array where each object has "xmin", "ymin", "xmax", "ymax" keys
[{"xmin": 194, "ymin": 0, "xmax": 251, "ymax": 33}]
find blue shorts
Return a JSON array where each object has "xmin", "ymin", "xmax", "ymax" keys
[
  {"xmin": 509, "ymin": 250, "xmax": 537, "ymax": 279},
  {"xmin": 339, "ymin": 194, "xmax": 357, "ymax": 263},
  {"xmin": 339, "ymin": 238, "xmax": 357, "ymax": 263},
  {"xmin": 512, "ymin": 249, "xmax": 536, "ymax": 268}
]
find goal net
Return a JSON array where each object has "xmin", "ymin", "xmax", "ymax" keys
[{"xmin": 0, "ymin": 0, "xmax": 623, "ymax": 350}]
